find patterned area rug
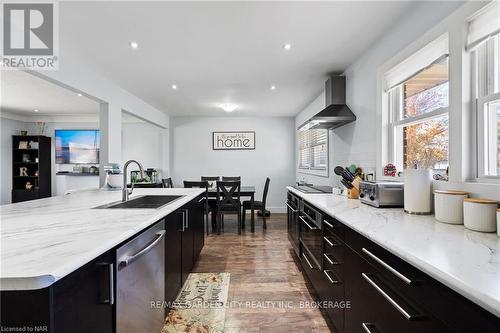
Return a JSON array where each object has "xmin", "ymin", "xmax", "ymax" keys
[{"xmin": 161, "ymin": 273, "xmax": 230, "ymax": 333}]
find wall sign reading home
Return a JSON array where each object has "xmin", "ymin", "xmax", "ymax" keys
[{"xmin": 212, "ymin": 131, "xmax": 255, "ymax": 150}]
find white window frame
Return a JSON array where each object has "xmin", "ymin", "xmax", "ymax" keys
[
  {"xmin": 297, "ymin": 126, "xmax": 329, "ymax": 177},
  {"xmin": 471, "ymin": 32, "xmax": 500, "ymax": 181},
  {"xmin": 383, "ymin": 36, "xmax": 450, "ymax": 175}
]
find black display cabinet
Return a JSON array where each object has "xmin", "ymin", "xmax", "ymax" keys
[{"xmin": 11, "ymin": 135, "xmax": 51, "ymax": 203}]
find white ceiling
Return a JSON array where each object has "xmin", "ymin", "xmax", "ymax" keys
[
  {"xmin": 59, "ymin": 1, "xmax": 417, "ymax": 117},
  {"xmin": 0, "ymin": 70, "xmax": 99, "ymax": 116}
]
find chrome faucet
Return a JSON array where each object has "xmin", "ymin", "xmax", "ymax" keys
[{"xmin": 122, "ymin": 160, "xmax": 145, "ymax": 202}]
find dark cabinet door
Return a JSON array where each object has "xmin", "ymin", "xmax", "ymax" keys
[
  {"xmin": 52, "ymin": 251, "xmax": 114, "ymax": 333},
  {"xmin": 192, "ymin": 197, "xmax": 205, "ymax": 262},
  {"xmin": 165, "ymin": 210, "xmax": 183, "ymax": 305},
  {"xmin": 345, "ymin": 247, "xmax": 447, "ymax": 333},
  {"xmin": 181, "ymin": 208, "xmax": 194, "ymax": 285}
]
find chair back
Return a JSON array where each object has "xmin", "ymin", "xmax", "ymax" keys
[
  {"xmin": 162, "ymin": 178, "xmax": 174, "ymax": 188},
  {"xmin": 201, "ymin": 176, "xmax": 220, "ymax": 188},
  {"xmin": 222, "ymin": 176, "xmax": 241, "ymax": 181},
  {"xmin": 216, "ymin": 181, "xmax": 241, "ymax": 210},
  {"xmin": 262, "ymin": 177, "xmax": 270, "ymax": 207},
  {"xmin": 183, "ymin": 180, "xmax": 209, "ymax": 190}
]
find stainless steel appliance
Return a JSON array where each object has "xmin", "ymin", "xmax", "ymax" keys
[
  {"xmin": 117, "ymin": 221, "xmax": 166, "ymax": 333},
  {"xmin": 299, "ymin": 202, "xmax": 323, "ymax": 269},
  {"xmin": 292, "ymin": 185, "xmax": 333, "ymax": 194},
  {"xmin": 359, "ymin": 181, "xmax": 404, "ymax": 208}
]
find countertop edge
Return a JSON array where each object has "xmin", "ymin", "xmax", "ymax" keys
[{"xmin": 286, "ymin": 186, "xmax": 500, "ymax": 318}]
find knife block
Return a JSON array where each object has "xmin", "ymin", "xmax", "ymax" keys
[
  {"xmin": 347, "ymin": 176, "xmax": 361, "ymax": 199},
  {"xmin": 347, "ymin": 187, "xmax": 359, "ymax": 199}
]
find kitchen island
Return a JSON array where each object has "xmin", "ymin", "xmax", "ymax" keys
[
  {"xmin": 286, "ymin": 186, "xmax": 500, "ymax": 332},
  {"xmin": 0, "ymin": 188, "xmax": 206, "ymax": 333}
]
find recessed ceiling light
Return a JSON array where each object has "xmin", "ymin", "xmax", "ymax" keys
[
  {"xmin": 283, "ymin": 43, "xmax": 291, "ymax": 51},
  {"xmin": 220, "ymin": 103, "xmax": 238, "ymax": 112},
  {"xmin": 129, "ymin": 41, "xmax": 139, "ymax": 49},
  {"xmin": 172, "ymin": 84, "xmax": 177, "ymax": 90},
  {"xmin": 270, "ymin": 85, "xmax": 276, "ymax": 90},
  {"xmin": 77, "ymin": 93, "xmax": 83, "ymax": 97},
  {"xmin": 34, "ymin": 109, "xmax": 39, "ymax": 113}
]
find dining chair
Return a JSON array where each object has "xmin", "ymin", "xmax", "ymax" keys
[
  {"xmin": 201, "ymin": 176, "xmax": 220, "ymax": 189},
  {"xmin": 184, "ymin": 181, "xmax": 212, "ymax": 235},
  {"xmin": 215, "ymin": 181, "xmax": 241, "ymax": 234},
  {"xmin": 162, "ymin": 178, "xmax": 174, "ymax": 188},
  {"xmin": 222, "ymin": 176, "xmax": 241, "ymax": 181},
  {"xmin": 242, "ymin": 177, "xmax": 270, "ymax": 230}
]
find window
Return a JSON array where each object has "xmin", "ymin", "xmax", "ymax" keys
[
  {"xmin": 388, "ymin": 56, "xmax": 450, "ymax": 171},
  {"xmin": 298, "ymin": 125, "xmax": 328, "ymax": 176},
  {"xmin": 469, "ymin": 2, "xmax": 500, "ymax": 178}
]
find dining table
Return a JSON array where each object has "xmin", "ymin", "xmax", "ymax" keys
[{"xmin": 207, "ymin": 186, "xmax": 256, "ymax": 232}]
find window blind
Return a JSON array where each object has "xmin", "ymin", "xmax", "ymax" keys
[
  {"xmin": 384, "ymin": 33, "xmax": 449, "ymax": 92},
  {"xmin": 467, "ymin": 2, "xmax": 500, "ymax": 50},
  {"xmin": 298, "ymin": 127, "xmax": 328, "ymax": 170}
]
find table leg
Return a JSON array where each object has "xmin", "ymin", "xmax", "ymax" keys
[{"xmin": 251, "ymin": 193, "xmax": 255, "ymax": 233}]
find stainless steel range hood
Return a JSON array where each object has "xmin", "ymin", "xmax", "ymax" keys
[{"xmin": 300, "ymin": 76, "xmax": 356, "ymax": 130}]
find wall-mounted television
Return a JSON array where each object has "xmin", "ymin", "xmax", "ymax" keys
[{"xmin": 55, "ymin": 129, "xmax": 100, "ymax": 164}]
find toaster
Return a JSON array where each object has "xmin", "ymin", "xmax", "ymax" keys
[{"xmin": 359, "ymin": 181, "xmax": 404, "ymax": 208}]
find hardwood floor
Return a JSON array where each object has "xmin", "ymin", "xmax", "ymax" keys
[{"xmin": 192, "ymin": 213, "xmax": 333, "ymax": 333}]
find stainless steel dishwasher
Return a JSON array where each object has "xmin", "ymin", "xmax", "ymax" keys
[{"xmin": 116, "ymin": 220, "xmax": 166, "ymax": 333}]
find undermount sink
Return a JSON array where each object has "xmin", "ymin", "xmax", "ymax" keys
[{"xmin": 96, "ymin": 195, "xmax": 184, "ymax": 209}]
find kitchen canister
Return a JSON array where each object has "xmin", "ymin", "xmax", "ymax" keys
[
  {"xmin": 404, "ymin": 169, "xmax": 432, "ymax": 215},
  {"xmin": 434, "ymin": 190, "xmax": 469, "ymax": 224},
  {"xmin": 463, "ymin": 198, "xmax": 498, "ymax": 233}
]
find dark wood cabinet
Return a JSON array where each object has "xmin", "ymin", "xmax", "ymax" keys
[
  {"xmin": 53, "ymin": 252, "xmax": 115, "ymax": 333},
  {"xmin": 287, "ymin": 191, "xmax": 500, "ymax": 333},
  {"xmin": 192, "ymin": 196, "xmax": 205, "ymax": 262},
  {"xmin": 181, "ymin": 208, "xmax": 194, "ymax": 285},
  {"xmin": 286, "ymin": 192, "xmax": 300, "ymax": 257},
  {"xmin": 0, "ymin": 251, "xmax": 115, "ymax": 333},
  {"xmin": 12, "ymin": 135, "xmax": 51, "ymax": 203},
  {"xmin": 165, "ymin": 210, "xmax": 183, "ymax": 305}
]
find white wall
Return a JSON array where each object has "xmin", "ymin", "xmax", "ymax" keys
[
  {"xmin": 122, "ymin": 121, "xmax": 168, "ymax": 177},
  {"xmin": 0, "ymin": 117, "xmax": 29, "ymax": 204},
  {"xmin": 170, "ymin": 117, "xmax": 295, "ymax": 211},
  {"xmin": 295, "ymin": 1, "xmax": 463, "ymax": 188}
]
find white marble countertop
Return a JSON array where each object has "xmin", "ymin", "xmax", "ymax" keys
[
  {"xmin": 287, "ymin": 186, "xmax": 500, "ymax": 318},
  {"xmin": 0, "ymin": 188, "xmax": 204, "ymax": 291}
]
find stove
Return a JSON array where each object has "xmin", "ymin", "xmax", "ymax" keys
[{"xmin": 291, "ymin": 185, "xmax": 333, "ymax": 194}]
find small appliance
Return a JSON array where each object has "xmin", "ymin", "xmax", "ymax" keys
[{"xmin": 359, "ymin": 181, "xmax": 404, "ymax": 208}]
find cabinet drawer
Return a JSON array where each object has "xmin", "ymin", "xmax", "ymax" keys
[
  {"xmin": 345, "ymin": 226, "xmax": 425, "ymax": 292},
  {"xmin": 320, "ymin": 269, "xmax": 345, "ymax": 333},
  {"xmin": 323, "ymin": 230, "xmax": 346, "ymax": 264},
  {"xmin": 323, "ymin": 217, "xmax": 345, "ymax": 240},
  {"xmin": 345, "ymin": 247, "xmax": 447, "ymax": 333}
]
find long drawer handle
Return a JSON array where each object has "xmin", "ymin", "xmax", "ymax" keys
[
  {"xmin": 362, "ymin": 248, "xmax": 413, "ymax": 285},
  {"xmin": 197, "ymin": 197, "xmax": 205, "ymax": 203},
  {"xmin": 324, "ymin": 270, "xmax": 340, "ymax": 284},
  {"xmin": 120, "ymin": 231, "xmax": 166, "ymax": 266},
  {"xmin": 323, "ymin": 220, "xmax": 334, "ymax": 228},
  {"xmin": 323, "ymin": 236, "xmax": 341, "ymax": 247},
  {"xmin": 299, "ymin": 216, "xmax": 318, "ymax": 230},
  {"xmin": 323, "ymin": 253, "xmax": 339, "ymax": 265},
  {"xmin": 302, "ymin": 253, "xmax": 316, "ymax": 270},
  {"xmin": 362, "ymin": 273, "xmax": 419, "ymax": 320},
  {"xmin": 362, "ymin": 323, "xmax": 380, "ymax": 333},
  {"xmin": 286, "ymin": 202, "xmax": 298, "ymax": 213}
]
